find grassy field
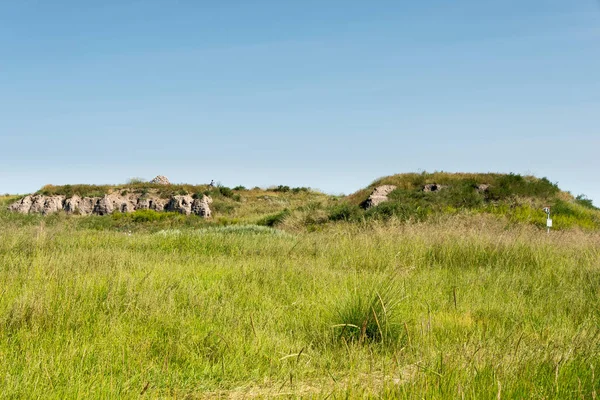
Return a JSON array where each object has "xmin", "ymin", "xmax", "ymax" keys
[{"xmin": 1, "ymin": 196, "xmax": 599, "ymax": 398}]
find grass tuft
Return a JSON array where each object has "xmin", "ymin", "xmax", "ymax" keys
[{"xmin": 334, "ymin": 277, "xmax": 405, "ymax": 345}]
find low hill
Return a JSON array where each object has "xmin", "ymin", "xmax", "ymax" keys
[
  {"xmin": 340, "ymin": 172, "xmax": 600, "ymax": 230},
  {"xmin": 3, "ymin": 172, "xmax": 599, "ymax": 231},
  {"xmin": 0, "ymin": 182, "xmax": 334, "ymax": 231}
]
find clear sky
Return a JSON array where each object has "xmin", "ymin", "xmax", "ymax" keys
[{"xmin": 1, "ymin": 1, "xmax": 599, "ymax": 204}]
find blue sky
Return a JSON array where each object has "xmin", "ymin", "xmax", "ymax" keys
[{"xmin": 1, "ymin": 1, "xmax": 599, "ymax": 204}]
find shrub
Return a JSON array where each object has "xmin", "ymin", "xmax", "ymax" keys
[
  {"xmin": 328, "ymin": 203, "xmax": 362, "ymax": 222},
  {"xmin": 272, "ymin": 185, "xmax": 290, "ymax": 193},
  {"xmin": 575, "ymin": 194, "xmax": 597, "ymax": 210},
  {"xmin": 486, "ymin": 174, "xmax": 559, "ymax": 201},
  {"xmin": 437, "ymin": 181, "xmax": 485, "ymax": 208},
  {"xmin": 233, "ymin": 185, "xmax": 247, "ymax": 191},
  {"xmin": 365, "ymin": 202, "xmax": 429, "ymax": 222},
  {"xmin": 551, "ymin": 200, "xmax": 575, "ymax": 217},
  {"xmin": 218, "ymin": 186, "xmax": 234, "ymax": 198}
]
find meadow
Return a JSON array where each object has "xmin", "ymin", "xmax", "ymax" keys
[{"xmin": 1, "ymin": 202, "xmax": 599, "ymax": 398}]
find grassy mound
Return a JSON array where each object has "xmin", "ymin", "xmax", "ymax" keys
[
  {"xmin": 0, "ymin": 186, "xmax": 334, "ymax": 233},
  {"xmin": 336, "ymin": 172, "xmax": 600, "ymax": 230}
]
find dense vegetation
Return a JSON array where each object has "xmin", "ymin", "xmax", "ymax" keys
[
  {"xmin": 338, "ymin": 172, "xmax": 599, "ymax": 231},
  {"xmin": 1, "ymin": 173, "xmax": 599, "ymax": 397},
  {"xmin": 0, "ymin": 211, "xmax": 598, "ymax": 398}
]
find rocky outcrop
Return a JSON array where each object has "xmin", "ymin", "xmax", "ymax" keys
[
  {"xmin": 165, "ymin": 195, "xmax": 194, "ymax": 215},
  {"xmin": 64, "ymin": 195, "xmax": 98, "ymax": 215},
  {"xmin": 94, "ymin": 195, "xmax": 115, "ymax": 215},
  {"xmin": 41, "ymin": 196, "xmax": 65, "ymax": 215},
  {"xmin": 192, "ymin": 195, "xmax": 213, "ymax": 218},
  {"xmin": 9, "ymin": 195, "xmax": 34, "ymax": 214},
  {"xmin": 136, "ymin": 197, "xmax": 167, "ymax": 212},
  {"xmin": 423, "ymin": 184, "xmax": 445, "ymax": 192},
  {"xmin": 362, "ymin": 185, "xmax": 397, "ymax": 209},
  {"xmin": 10, "ymin": 195, "xmax": 65, "ymax": 215},
  {"xmin": 7, "ymin": 192, "xmax": 212, "ymax": 218},
  {"xmin": 150, "ymin": 175, "xmax": 170, "ymax": 185},
  {"xmin": 93, "ymin": 194, "xmax": 137, "ymax": 215},
  {"xmin": 162, "ymin": 195, "xmax": 212, "ymax": 217},
  {"xmin": 476, "ymin": 184, "xmax": 490, "ymax": 193}
]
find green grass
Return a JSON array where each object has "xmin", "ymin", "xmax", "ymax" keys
[
  {"xmin": 1, "ymin": 207, "xmax": 599, "ymax": 398},
  {"xmin": 1, "ymin": 174, "xmax": 600, "ymax": 397}
]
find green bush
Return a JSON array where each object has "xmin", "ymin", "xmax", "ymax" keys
[
  {"xmin": 233, "ymin": 185, "xmax": 247, "ymax": 191},
  {"xmin": 328, "ymin": 203, "xmax": 362, "ymax": 221},
  {"xmin": 486, "ymin": 174, "xmax": 558, "ymax": 201},
  {"xmin": 436, "ymin": 181, "xmax": 485, "ymax": 208},
  {"xmin": 575, "ymin": 195, "xmax": 597, "ymax": 210},
  {"xmin": 273, "ymin": 185, "xmax": 290, "ymax": 193},
  {"xmin": 218, "ymin": 186, "xmax": 234, "ymax": 198},
  {"xmin": 552, "ymin": 199, "xmax": 578, "ymax": 217},
  {"xmin": 365, "ymin": 202, "xmax": 423, "ymax": 221}
]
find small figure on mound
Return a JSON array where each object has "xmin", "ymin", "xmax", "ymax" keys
[{"xmin": 209, "ymin": 180, "xmax": 215, "ymax": 188}]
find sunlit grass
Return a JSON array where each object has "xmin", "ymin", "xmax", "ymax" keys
[{"xmin": 1, "ymin": 212, "xmax": 599, "ymax": 398}]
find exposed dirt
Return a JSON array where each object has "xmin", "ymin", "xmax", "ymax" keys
[{"xmin": 362, "ymin": 185, "xmax": 397, "ymax": 209}]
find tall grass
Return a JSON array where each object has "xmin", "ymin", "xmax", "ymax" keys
[
  {"xmin": 333, "ymin": 276, "xmax": 405, "ymax": 345},
  {"xmin": 0, "ymin": 212, "xmax": 599, "ymax": 398}
]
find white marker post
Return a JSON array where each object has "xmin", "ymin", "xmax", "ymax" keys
[{"xmin": 543, "ymin": 207, "xmax": 552, "ymax": 234}]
